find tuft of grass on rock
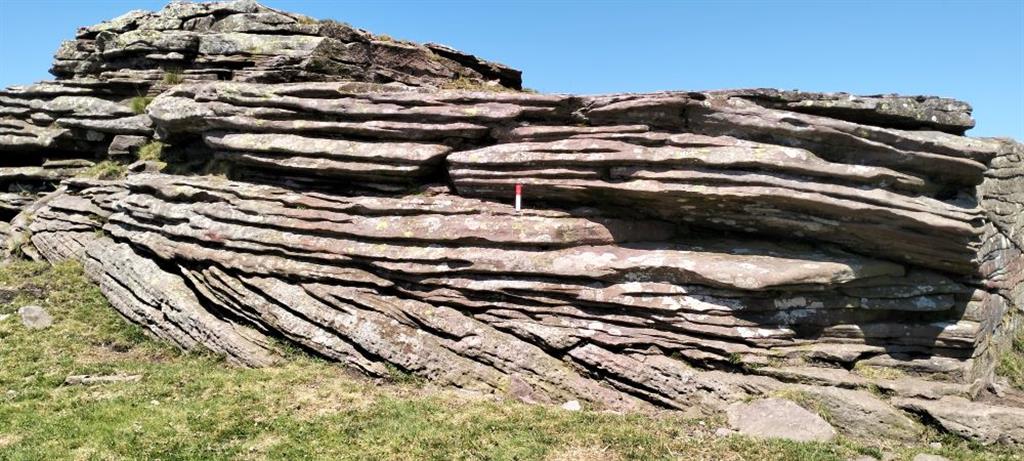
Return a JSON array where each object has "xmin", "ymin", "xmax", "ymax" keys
[
  {"xmin": 374, "ymin": 33, "xmax": 415, "ymax": 45},
  {"xmin": 440, "ymin": 76, "xmax": 539, "ymax": 94},
  {"xmin": 200, "ymin": 158, "xmax": 234, "ymax": 178},
  {"xmin": 441, "ymin": 76, "xmax": 516, "ymax": 93},
  {"xmin": 162, "ymin": 69, "xmax": 184, "ymax": 85},
  {"xmin": 137, "ymin": 141, "xmax": 165, "ymax": 162},
  {"xmin": 384, "ymin": 364, "xmax": 425, "ymax": 386},
  {"xmin": 78, "ymin": 160, "xmax": 127, "ymax": 180},
  {"xmin": 129, "ymin": 96, "xmax": 154, "ymax": 115},
  {"xmin": 770, "ymin": 388, "xmax": 833, "ymax": 423},
  {"xmin": 1, "ymin": 261, "xmax": 1022, "ymax": 460}
]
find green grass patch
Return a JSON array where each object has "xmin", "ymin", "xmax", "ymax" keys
[
  {"xmin": 0, "ymin": 261, "xmax": 1020, "ymax": 460},
  {"xmin": 163, "ymin": 69, "xmax": 184, "ymax": 85},
  {"xmin": 998, "ymin": 322, "xmax": 1024, "ymax": 390},
  {"xmin": 383, "ymin": 364, "xmax": 426, "ymax": 386},
  {"xmin": 137, "ymin": 141, "xmax": 165, "ymax": 162},
  {"xmin": 129, "ymin": 96, "xmax": 154, "ymax": 115},
  {"xmin": 770, "ymin": 388, "xmax": 832, "ymax": 423},
  {"xmin": 78, "ymin": 160, "xmax": 127, "ymax": 180}
]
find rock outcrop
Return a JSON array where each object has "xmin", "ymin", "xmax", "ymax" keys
[
  {"xmin": 2, "ymin": 0, "xmax": 1022, "ymax": 446},
  {"xmin": 52, "ymin": 0, "xmax": 520, "ymax": 87},
  {"xmin": 0, "ymin": 0, "xmax": 519, "ymax": 241}
]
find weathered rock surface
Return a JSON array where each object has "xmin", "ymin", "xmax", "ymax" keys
[
  {"xmin": 785, "ymin": 385, "xmax": 924, "ymax": 442},
  {"xmin": 717, "ymin": 89, "xmax": 976, "ymax": 135},
  {"xmin": 0, "ymin": 161, "xmax": 92, "ymax": 220},
  {"xmin": 895, "ymin": 397, "xmax": 1024, "ymax": 446},
  {"xmin": 1, "ymin": 0, "xmax": 1022, "ymax": 447},
  {"xmin": 0, "ymin": 1, "xmax": 519, "ymax": 229},
  {"xmin": 17, "ymin": 305, "xmax": 53, "ymax": 330},
  {"xmin": 52, "ymin": 0, "xmax": 519, "ymax": 88},
  {"xmin": 726, "ymin": 398, "xmax": 837, "ymax": 442}
]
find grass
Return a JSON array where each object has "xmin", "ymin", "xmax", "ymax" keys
[
  {"xmin": 998, "ymin": 321, "xmax": 1024, "ymax": 390},
  {"xmin": 137, "ymin": 141, "xmax": 165, "ymax": 162},
  {"xmin": 0, "ymin": 261, "xmax": 1021, "ymax": 460},
  {"xmin": 383, "ymin": 364, "xmax": 426, "ymax": 386},
  {"xmin": 770, "ymin": 389, "xmax": 832, "ymax": 424},
  {"xmin": 375, "ymin": 34, "xmax": 415, "ymax": 45},
  {"xmin": 129, "ymin": 96, "xmax": 154, "ymax": 115},
  {"xmin": 163, "ymin": 69, "xmax": 184, "ymax": 85},
  {"xmin": 441, "ymin": 76, "xmax": 516, "ymax": 93},
  {"xmin": 78, "ymin": 160, "xmax": 127, "ymax": 180},
  {"xmin": 439, "ymin": 76, "xmax": 539, "ymax": 94}
]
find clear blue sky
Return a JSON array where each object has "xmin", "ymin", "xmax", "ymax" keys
[{"xmin": 1, "ymin": 0, "xmax": 1021, "ymax": 139}]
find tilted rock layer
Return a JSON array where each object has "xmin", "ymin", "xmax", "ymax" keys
[{"xmin": 2, "ymin": 1, "xmax": 1022, "ymax": 445}]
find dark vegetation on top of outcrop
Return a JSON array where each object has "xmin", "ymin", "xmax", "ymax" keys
[{"xmin": 0, "ymin": 0, "xmax": 1022, "ymax": 448}]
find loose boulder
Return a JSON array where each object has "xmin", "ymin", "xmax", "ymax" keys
[
  {"xmin": 895, "ymin": 397, "xmax": 1024, "ymax": 446},
  {"xmin": 17, "ymin": 305, "xmax": 52, "ymax": 330},
  {"xmin": 726, "ymin": 398, "xmax": 837, "ymax": 442}
]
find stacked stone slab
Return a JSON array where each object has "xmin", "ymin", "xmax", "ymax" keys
[
  {"xmin": 0, "ymin": 0, "xmax": 520, "ymax": 244},
  {"xmin": 50, "ymin": 0, "xmax": 520, "ymax": 87},
  {"xmin": 2, "ymin": 1, "xmax": 1022, "ymax": 446}
]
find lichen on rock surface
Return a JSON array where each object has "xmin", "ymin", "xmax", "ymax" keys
[{"xmin": 1, "ymin": 0, "xmax": 1022, "ymax": 447}]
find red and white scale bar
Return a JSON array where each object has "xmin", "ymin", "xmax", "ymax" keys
[{"xmin": 515, "ymin": 183, "xmax": 522, "ymax": 211}]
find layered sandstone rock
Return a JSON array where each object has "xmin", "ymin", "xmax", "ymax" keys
[
  {"xmin": 0, "ymin": 0, "xmax": 519, "ymax": 231},
  {"xmin": 2, "ymin": 0, "xmax": 1022, "ymax": 446},
  {"xmin": 51, "ymin": 0, "xmax": 520, "ymax": 87}
]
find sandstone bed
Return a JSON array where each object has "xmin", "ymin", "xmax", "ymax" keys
[{"xmin": 1, "ymin": 0, "xmax": 1022, "ymax": 446}]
